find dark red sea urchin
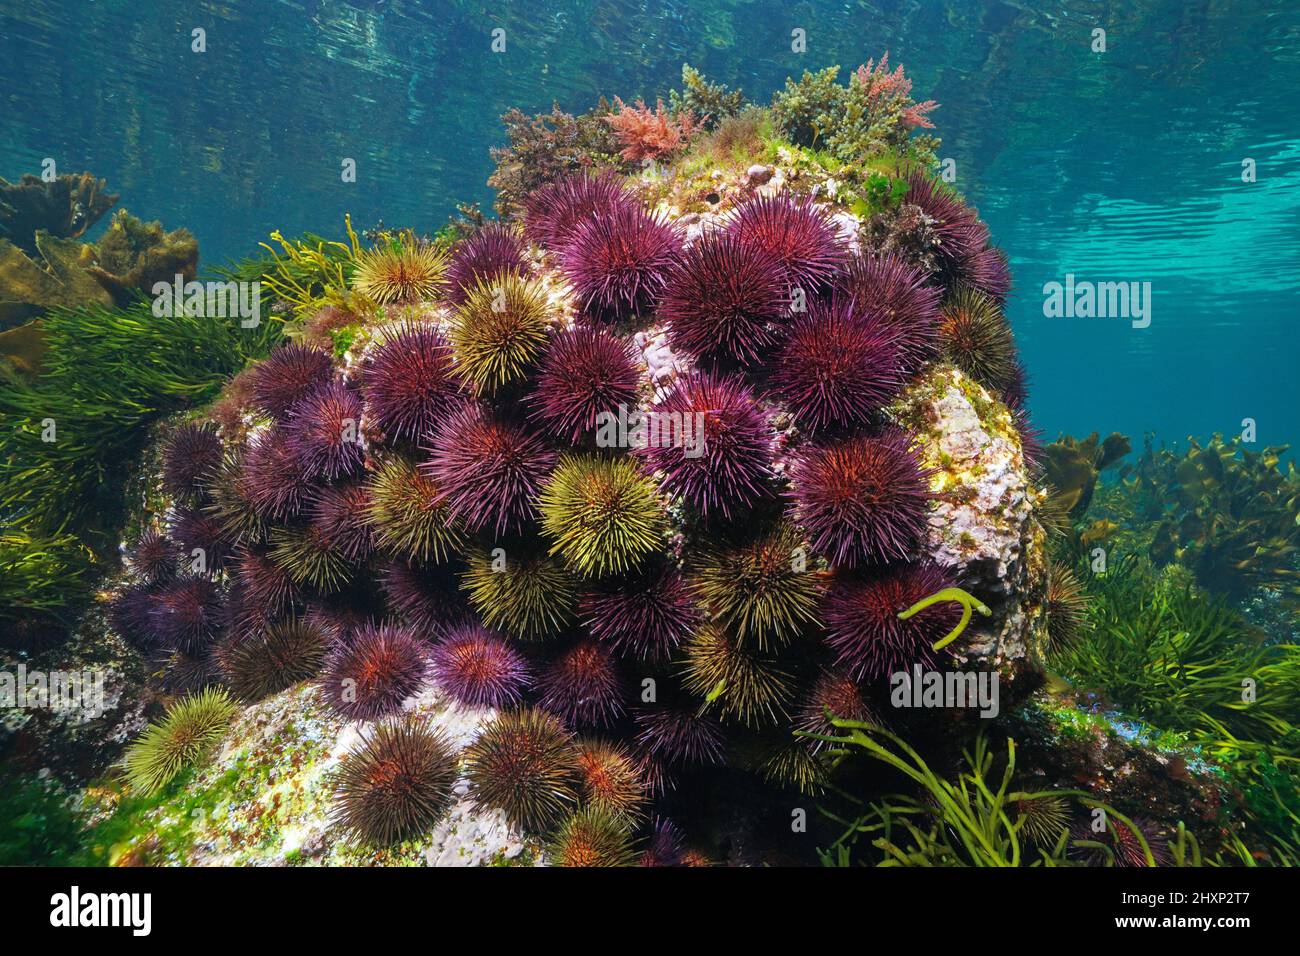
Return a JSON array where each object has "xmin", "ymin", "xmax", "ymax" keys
[
  {"xmin": 771, "ymin": 296, "xmax": 904, "ymax": 432},
  {"xmin": 789, "ymin": 430, "xmax": 932, "ymax": 567},
  {"xmin": 248, "ymin": 343, "xmax": 334, "ymax": 420},
  {"xmin": 822, "ymin": 561, "xmax": 962, "ymax": 681},
  {"xmin": 169, "ymin": 506, "xmax": 231, "ymax": 574},
  {"xmin": 794, "ymin": 669, "xmax": 877, "ymax": 753},
  {"xmin": 421, "ymin": 403, "xmax": 557, "ymax": 536},
  {"xmin": 242, "ymin": 425, "xmax": 316, "ymax": 521},
  {"xmin": 377, "ymin": 560, "xmax": 463, "ymax": 636},
  {"xmin": 147, "ymin": 576, "xmax": 224, "ymax": 655},
  {"xmin": 833, "ymin": 252, "xmax": 942, "ymax": 375},
  {"xmin": 724, "ymin": 193, "xmax": 846, "ymax": 293},
  {"xmin": 429, "ymin": 623, "xmax": 531, "ymax": 708},
  {"xmin": 637, "ymin": 372, "xmax": 772, "ymax": 519},
  {"xmin": 360, "ymin": 322, "xmax": 461, "ymax": 445},
  {"xmin": 523, "ymin": 170, "xmax": 633, "ymax": 250},
  {"xmin": 308, "ymin": 482, "xmax": 376, "ymax": 563},
  {"xmin": 659, "ymin": 229, "xmax": 788, "ymax": 367},
  {"xmin": 561, "ymin": 201, "xmax": 682, "ymax": 324},
  {"xmin": 320, "ymin": 623, "xmax": 429, "ymax": 720},
  {"xmin": 129, "ymin": 529, "xmax": 176, "ymax": 583},
  {"xmin": 581, "ymin": 564, "xmax": 700, "ymax": 663},
  {"xmin": 903, "ymin": 173, "xmax": 997, "ymax": 294},
  {"xmin": 536, "ymin": 640, "xmax": 625, "ymax": 729},
  {"xmin": 285, "ymin": 378, "xmax": 365, "ymax": 480},
  {"xmin": 162, "ymin": 422, "xmax": 223, "ymax": 501},
  {"xmin": 463, "ymin": 707, "xmax": 582, "ymax": 832},
  {"xmin": 528, "ymin": 325, "xmax": 641, "ymax": 443},
  {"xmin": 332, "ymin": 718, "xmax": 459, "ymax": 846},
  {"xmin": 445, "ymin": 222, "xmax": 530, "ymax": 305},
  {"xmin": 634, "ymin": 703, "xmax": 726, "ymax": 766}
]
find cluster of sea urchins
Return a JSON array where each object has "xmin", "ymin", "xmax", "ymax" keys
[{"xmin": 111, "ymin": 164, "xmax": 1036, "ymax": 863}]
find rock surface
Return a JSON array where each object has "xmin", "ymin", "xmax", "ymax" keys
[{"xmin": 890, "ymin": 363, "xmax": 1050, "ymax": 678}]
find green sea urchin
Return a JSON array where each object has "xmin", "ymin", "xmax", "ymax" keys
[
  {"xmin": 332, "ymin": 718, "xmax": 459, "ymax": 845},
  {"xmin": 538, "ymin": 454, "xmax": 666, "ymax": 577},
  {"xmin": 464, "ymin": 707, "xmax": 582, "ymax": 832}
]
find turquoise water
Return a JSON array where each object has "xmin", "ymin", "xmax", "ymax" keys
[{"xmin": 2, "ymin": 0, "xmax": 1297, "ymax": 447}]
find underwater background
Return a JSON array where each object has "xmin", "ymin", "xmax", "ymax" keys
[
  {"xmin": 2, "ymin": 0, "xmax": 1298, "ymax": 447},
  {"xmin": 3, "ymin": 0, "xmax": 1300, "ymax": 872}
]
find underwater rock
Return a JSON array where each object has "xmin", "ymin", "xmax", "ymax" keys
[{"xmin": 890, "ymin": 363, "xmax": 1049, "ymax": 678}]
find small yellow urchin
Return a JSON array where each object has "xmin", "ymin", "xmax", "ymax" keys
[{"xmin": 352, "ymin": 237, "xmax": 450, "ymax": 304}]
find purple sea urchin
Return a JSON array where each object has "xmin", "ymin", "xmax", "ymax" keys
[
  {"xmin": 429, "ymin": 623, "xmax": 531, "ymax": 708},
  {"xmin": 902, "ymin": 173, "xmax": 990, "ymax": 289},
  {"xmin": 833, "ymin": 252, "xmax": 941, "ymax": 375},
  {"xmin": 285, "ymin": 378, "xmax": 365, "ymax": 480},
  {"xmin": 771, "ymin": 297, "xmax": 904, "ymax": 431},
  {"xmin": 640, "ymin": 817, "xmax": 687, "ymax": 866},
  {"xmin": 446, "ymin": 222, "xmax": 530, "ymax": 304},
  {"xmin": 581, "ymin": 564, "xmax": 699, "ymax": 663},
  {"xmin": 169, "ymin": 505, "xmax": 230, "ymax": 574},
  {"xmin": 332, "ymin": 718, "xmax": 459, "ymax": 845},
  {"xmin": 248, "ymin": 344, "xmax": 334, "ymax": 420},
  {"xmin": 561, "ymin": 202, "xmax": 682, "ymax": 324},
  {"xmin": 536, "ymin": 640, "xmax": 625, "ymax": 728},
  {"xmin": 823, "ymin": 561, "xmax": 962, "ymax": 681},
  {"xmin": 794, "ymin": 669, "xmax": 877, "ymax": 753},
  {"xmin": 637, "ymin": 372, "xmax": 772, "ymax": 519},
  {"xmin": 320, "ymin": 623, "xmax": 429, "ymax": 720},
  {"xmin": 378, "ymin": 560, "xmax": 462, "ymax": 636},
  {"xmin": 788, "ymin": 430, "xmax": 931, "ymax": 567},
  {"xmin": 162, "ymin": 422, "xmax": 223, "ymax": 501},
  {"xmin": 528, "ymin": 326, "xmax": 641, "ymax": 443},
  {"xmin": 524, "ymin": 170, "xmax": 632, "ymax": 250},
  {"xmin": 724, "ymin": 193, "xmax": 846, "ymax": 293},
  {"xmin": 242, "ymin": 426, "xmax": 316, "ymax": 521},
  {"xmin": 147, "ymin": 576, "xmax": 223, "ymax": 655},
  {"xmin": 659, "ymin": 230, "xmax": 787, "ymax": 366},
  {"xmin": 129, "ymin": 530, "xmax": 176, "ymax": 583},
  {"xmin": 308, "ymin": 482, "xmax": 376, "ymax": 563},
  {"xmin": 229, "ymin": 545, "xmax": 298, "ymax": 629},
  {"xmin": 421, "ymin": 403, "xmax": 556, "ymax": 536},
  {"xmin": 463, "ymin": 707, "xmax": 582, "ymax": 832},
  {"xmin": 634, "ymin": 703, "xmax": 726, "ymax": 767},
  {"xmin": 360, "ymin": 322, "xmax": 461, "ymax": 445}
]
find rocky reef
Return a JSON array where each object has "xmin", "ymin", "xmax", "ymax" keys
[{"xmin": 4, "ymin": 57, "xmax": 1293, "ymax": 869}]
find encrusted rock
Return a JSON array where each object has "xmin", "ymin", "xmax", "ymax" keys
[{"xmin": 890, "ymin": 364, "xmax": 1049, "ymax": 682}]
